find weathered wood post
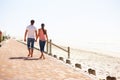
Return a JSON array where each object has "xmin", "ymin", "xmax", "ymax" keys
[
  {"xmin": 68, "ymin": 47, "xmax": 70, "ymax": 59},
  {"xmin": 46, "ymin": 40, "xmax": 48, "ymax": 54},
  {"xmin": 106, "ymin": 76, "xmax": 116, "ymax": 80},
  {"xmin": 49, "ymin": 39, "xmax": 52, "ymax": 55},
  {"xmin": 75, "ymin": 63, "xmax": 81, "ymax": 69},
  {"xmin": 66, "ymin": 59, "xmax": 71, "ymax": 64}
]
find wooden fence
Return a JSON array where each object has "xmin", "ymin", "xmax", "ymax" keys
[{"xmin": 46, "ymin": 39, "xmax": 70, "ymax": 59}]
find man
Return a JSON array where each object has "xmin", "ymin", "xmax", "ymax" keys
[{"xmin": 24, "ymin": 20, "xmax": 37, "ymax": 57}]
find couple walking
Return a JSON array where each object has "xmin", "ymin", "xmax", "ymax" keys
[{"xmin": 24, "ymin": 20, "xmax": 48, "ymax": 59}]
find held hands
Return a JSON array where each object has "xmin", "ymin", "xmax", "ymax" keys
[
  {"xmin": 24, "ymin": 38, "xmax": 37, "ymax": 42},
  {"xmin": 35, "ymin": 39, "xmax": 37, "ymax": 42},
  {"xmin": 35, "ymin": 37, "xmax": 37, "ymax": 42},
  {"xmin": 24, "ymin": 38, "xmax": 26, "ymax": 42}
]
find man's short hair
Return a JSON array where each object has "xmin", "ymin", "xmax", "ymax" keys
[{"xmin": 31, "ymin": 20, "xmax": 35, "ymax": 24}]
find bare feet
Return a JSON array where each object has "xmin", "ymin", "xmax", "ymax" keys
[
  {"xmin": 30, "ymin": 54, "xmax": 33, "ymax": 57},
  {"xmin": 39, "ymin": 57, "xmax": 42, "ymax": 59},
  {"xmin": 27, "ymin": 54, "xmax": 33, "ymax": 57},
  {"xmin": 27, "ymin": 54, "xmax": 30, "ymax": 57},
  {"xmin": 43, "ymin": 57, "xmax": 45, "ymax": 59},
  {"xmin": 39, "ymin": 56, "xmax": 45, "ymax": 59}
]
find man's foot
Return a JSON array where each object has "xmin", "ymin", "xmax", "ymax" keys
[{"xmin": 39, "ymin": 56, "xmax": 42, "ymax": 59}]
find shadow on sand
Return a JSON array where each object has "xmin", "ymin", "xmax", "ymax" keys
[
  {"xmin": 9, "ymin": 57, "xmax": 39, "ymax": 60},
  {"xmin": 9, "ymin": 57, "xmax": 27, "ymax": 59},
  {"xmin": 24, "ymin": 58, "xmax": 39, "ymax": 60}
]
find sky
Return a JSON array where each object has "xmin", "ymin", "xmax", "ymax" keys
[{"xmin": 0, "ymin": 0, "xmax": 120, "ymax": 49}]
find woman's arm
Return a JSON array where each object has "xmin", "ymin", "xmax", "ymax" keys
[{"xmin": 45, "ymin": 30, "xmax": 48, "ymax": 41}]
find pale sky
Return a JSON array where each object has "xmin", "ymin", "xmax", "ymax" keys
[{"xmin": 0, "ymin": 0, "xmax": 120, "ymax": 48}]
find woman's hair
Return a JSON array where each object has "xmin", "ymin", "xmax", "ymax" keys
[
  {"xmin": 41, "ymin": 23, "xmax": 45, "ymax": 27},
  {"xmin": 41, "ymin": 23, "xmax": 46, "ymax": 34}
]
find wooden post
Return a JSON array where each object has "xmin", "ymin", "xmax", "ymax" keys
[
  {"xmin": 75, "ymin": 63, "xmax": 81, "ymax": 69},
  {"xmin": 68, "ymin": 47, "xmax": 70, "ymax": 59},
  {"xmin": 66, "ymin": 59, "xmax": 71, "ymax": 64},
  {"xmin": 46, "ymin": 40, "xmax": 48, "ymax": 54},
  {"xmin": 106, "ymin": 76, "xmax": 116, "ymax": 80},
  {"xmin": 88, "ymin": 68, "xmax": 92, "ymax": 74},
  {"xmin": 59, "ymin": 57, "xmax": 64, "ymax": 61},
  {"xmin": 49, "ymin": 39, "xmax": 52, "ymax": 55}
]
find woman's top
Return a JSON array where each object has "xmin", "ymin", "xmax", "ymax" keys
[{"xmin": 38, "ymin": 28, "xmax": 47, "ymax": 41}]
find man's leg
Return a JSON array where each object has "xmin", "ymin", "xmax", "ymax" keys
[
  {"xmin": 31, "ymin": 49, "xmax": 33, "ymax": 57},
  {"xmin": 27, "ymin": 38, "xmax": 31, "ymax": 57},
  {"xmin": 28, "ymin": 48, "xmax": 31, "ymax": 57},
  {"xmin": 30, "ymin": 38, "xmax": 35, "ymax": 57}
]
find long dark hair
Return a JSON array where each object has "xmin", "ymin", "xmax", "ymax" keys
[{"xmin": 41, "ymin": 23, "xmax": 46, "ymax": 34}]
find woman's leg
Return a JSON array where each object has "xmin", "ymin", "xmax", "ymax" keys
[{"xmin": 39, "ymin": 40, "xmax": 46, "ymax": 59}]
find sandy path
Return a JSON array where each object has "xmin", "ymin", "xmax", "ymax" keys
[{"xmin": 0, "ymin": 39, "xmax": 93, "ymax": 80}]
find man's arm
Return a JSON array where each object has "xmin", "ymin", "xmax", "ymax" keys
[
  {"xmin": 24, "ymin": 30, "xmax": 28, "ymax": 42},
  {"xmin": 36, "ymin": 29, "xmax": 40, "ymax": 40}
]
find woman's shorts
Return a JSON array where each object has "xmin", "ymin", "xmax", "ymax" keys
[{"xmin": 39, "ymin": 40, "xmax": 46, "ymax": 52}]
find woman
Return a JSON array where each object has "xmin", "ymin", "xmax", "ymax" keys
[{"xmin": 37, "ymin": 23, "xmax": 48, "ymax": 59}]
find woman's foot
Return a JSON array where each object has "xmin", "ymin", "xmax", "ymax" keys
[
  {"xmin": 43, "ymin": 57, "xmax": 45, "ymax": 59},
  {"xmin": 30, "ymin": 54, "xmax": 33, "ymax": 57},
  {"xmin": 39, "ymin": 56, "xmax": 45, "ymax": 59}
]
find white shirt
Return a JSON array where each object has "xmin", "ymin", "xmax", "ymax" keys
[{"xmin": 26, "ymin": 25, "xmax": 37, "ymax": 38}]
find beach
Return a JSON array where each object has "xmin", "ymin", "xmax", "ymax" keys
[
  {"xmin": 69, "ymin": 48, "xmax": 120, "ymax": 79},
  {"xmin": 1, "ymin": 38, "xmax": 119, "ymax": 80},
  {"xmin": 32, "ymin": 40, "xmax": 120, "ymax": 80}
]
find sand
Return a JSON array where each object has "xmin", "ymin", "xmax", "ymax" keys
[
  {"xmin": 34, "ymin": 41, "xmax": 120, "ymax": 80},
  {"xmin": 20, "ymin": 39, "xmax": 120, "ymax": 80}
]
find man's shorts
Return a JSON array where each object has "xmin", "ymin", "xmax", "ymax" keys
[{"xmin": 27, "ymin": 38, "xmax": 35, "ymax": 49}]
